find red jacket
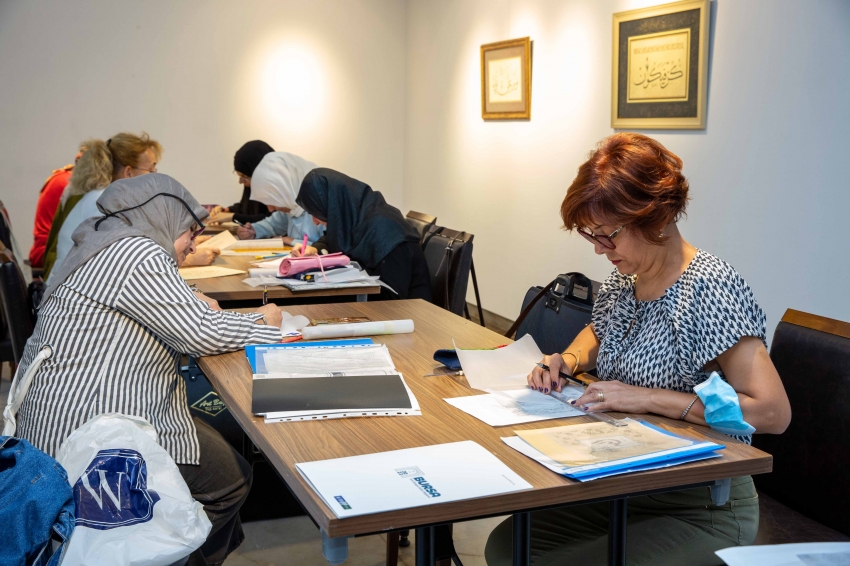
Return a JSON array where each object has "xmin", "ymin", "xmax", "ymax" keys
[{"xmin": 29, "ymin": 165, "xmax": 73, "ymax": 267}]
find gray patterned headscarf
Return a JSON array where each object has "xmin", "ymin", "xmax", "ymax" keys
[{"xmin": 42, "ymin": 173, "xmax": 208, "ymax": 303}]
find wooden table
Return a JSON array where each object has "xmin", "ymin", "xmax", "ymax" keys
[
  {"xmin": 197, "ymin": 300, "xmax": 773, "ymax": 566},
  {"xmin": 189, "ymin": 255, "xmax": 381, "ymax": 303}
]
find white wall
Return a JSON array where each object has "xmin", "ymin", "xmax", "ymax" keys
[
  {"xmin": 404, "ymin": 0, "xmax": 850, "ymax": 338},
  {"xmin": 0, "ymin": 0, "xmax": 407, "ymax": 252}
]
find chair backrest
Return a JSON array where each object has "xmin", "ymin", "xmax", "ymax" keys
[
  {"xmin": 0, "ymin": 252, "xmax": 34, "ymax": 363},
  {"xmin": 405, "ymin": 211, "xmax": 437, "ymax": 243},
  {"xmin": 421, "ymin": 226, "xmax": 473, "ymax": 316},
  {"xmin": 0, "ymin": 202, "xmax": 12, "ymax": 252},
  {"xmin": 752, "ymin": 309, "xmax": 850, "ymax": 537}
]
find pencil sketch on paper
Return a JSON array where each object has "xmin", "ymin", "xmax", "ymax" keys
[
  {"xmin": 627, "ymin": 28, "xmax": 690, "ymax": 103},
  {"xmin": 488, "ymin": 56, "xmax": 523, "ymax": 103},
  {"xmin": 516, "ymin": 420, "xmax": 691, "ymax": 467}
]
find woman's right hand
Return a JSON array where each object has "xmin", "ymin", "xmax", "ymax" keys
[
  {"xmin": 527, "ymin": 353, "xmax": 569, "ymax": 394},
  {"xmin": 236, "ymin": 223, "xmax": 256, "ymax": 240},
  {"xmin": 290, "ymin": 243, "xmax": 318, "ymax": 257},
  {"xmin": 256, "ymin": 304, "xmax": 283, "ymax": 328}
]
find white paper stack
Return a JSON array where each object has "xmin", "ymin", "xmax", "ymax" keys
[{"xmin": 296, "ymin": 441, "xmax": 532, "ymax": 518}]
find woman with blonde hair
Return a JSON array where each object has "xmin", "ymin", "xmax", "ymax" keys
[{"xmin": 44, "ymin": 133, "xmax": 221, "ymax": 278}]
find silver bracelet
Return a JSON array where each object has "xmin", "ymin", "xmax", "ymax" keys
[{"xmin": 680, "ymin": 394, "xmax": 699, "ymax": 420}]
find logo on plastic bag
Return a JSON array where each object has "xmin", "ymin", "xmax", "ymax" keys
[{"xmin": 73, "ymin": 448, "xmax": 161, "ymax": 530}]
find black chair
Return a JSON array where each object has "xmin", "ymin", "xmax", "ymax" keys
[
  {"xmin": 405, "ymin": 211, "xmax": 437, "ymax": 244},
  {"xmin": 751, "ymin": 309, "xmax": 850, "ymax": 543},
  {"xmin": 421, "ymin": 225, "xmax": 484, "ymax": 326},
  {"xmin": 0, "ymin": 252, "xmax": 35, "ymax": 364}
]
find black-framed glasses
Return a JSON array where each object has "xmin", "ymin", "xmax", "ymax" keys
[
  {"xmin": 577, "ymin": 225, "xmax": 624, "ymax": 249},
  {"xmin": 95, "ymin": 192, "xmax": 206, "ymax": 239}
]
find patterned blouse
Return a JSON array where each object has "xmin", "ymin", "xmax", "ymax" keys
[{"xmin": 591, "ymin": 249, "xmax": 766, "ymax": 442}]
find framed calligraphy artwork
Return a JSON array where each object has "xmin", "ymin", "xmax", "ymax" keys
[
  {"xmin": 481, "ymin": 37, "xmax": 532, "ymax": 120},
  {"xmin": 612, "ymin": 0, "xmax": 710, "ymax": 129}
]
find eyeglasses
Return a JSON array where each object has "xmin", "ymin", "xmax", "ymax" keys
[
  {"xmin": 132, "ymin": 166, "xmax": 157, "ymax": 173},
  {"xmin": 577, "ymin": 225, "xmax": 625, "ymax": 249},
  {"xmin": 95, "ymin": 192, "xmax": 206, "ymax": 238}
]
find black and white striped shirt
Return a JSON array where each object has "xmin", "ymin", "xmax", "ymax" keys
[{"xmin": 16, "ymin": 237, "xmax": 281, "ymax": 465}]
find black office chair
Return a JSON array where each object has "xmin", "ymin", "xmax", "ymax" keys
[
  {"xmin": 421, "ymin": 225, "xmax": 485, "ymax": 326},
  {"xmin": 405, "ymin": 211, "xmax": 437, "ymax": 244},
  {"xmin": 0, "ymin": 252, "xmax": 35, "ymax": 364},
  {"xmin": 751, "ymin": 309, "xmax": 850, "ymax": 542}
]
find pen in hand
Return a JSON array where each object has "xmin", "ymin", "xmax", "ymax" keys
[{"xmin": 535, "ymin": 362, "xmax": 585, "ymax": 389}]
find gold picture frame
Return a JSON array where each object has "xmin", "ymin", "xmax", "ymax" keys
[
  {"xmin": 481, "ymin": 37, "xmax": 532, "ymax": 120},
  {"xmin": 612, "ymin": 0, "xmax": 710, "ymax": 129}
]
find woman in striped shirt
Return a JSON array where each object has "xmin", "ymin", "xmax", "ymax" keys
[{"xmin": 16, "ymin": 173, "xmax": 283, "ymax": 566}]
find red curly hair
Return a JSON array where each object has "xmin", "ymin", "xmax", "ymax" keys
[{"xmin": 560, "ymin": 133, "xmax": 689, "ymax": 245}]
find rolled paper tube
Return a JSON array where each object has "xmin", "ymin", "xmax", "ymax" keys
[{"xmin": 300, "ymin": 320, "xmax": 415, "ymax": 340}]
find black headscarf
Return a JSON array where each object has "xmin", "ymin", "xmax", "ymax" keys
[
  {"xmin": 296, "ymin": 168, "xmax": 420, "ymax": 269},
  {"xmin": 233, "ymin": 140, "xmax": 274, "ymax": 177}
]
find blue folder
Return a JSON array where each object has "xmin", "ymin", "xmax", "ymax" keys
[{"xmin": 245, "ymin": 338, "xmax": 375, "ymax": 373}]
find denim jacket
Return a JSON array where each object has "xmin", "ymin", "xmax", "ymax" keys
[{"xmin": 0, "ymin": 436, "xmax": 75, "ymax": 566}]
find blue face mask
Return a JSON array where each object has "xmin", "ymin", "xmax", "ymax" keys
[{"xmin": 693, "ymin": 372, "xmax": 756, "ymax": 436}]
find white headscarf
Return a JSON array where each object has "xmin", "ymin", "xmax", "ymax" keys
[{"xmin": 250, "ymin": 152, "xmax": 317, "ymax": 217}]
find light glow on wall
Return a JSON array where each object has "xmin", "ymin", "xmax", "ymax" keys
[{"xmin": 257, "ymin": 40, "xmax": 329, "ymax": 135}]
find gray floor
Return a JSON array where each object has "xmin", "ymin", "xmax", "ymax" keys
[{"xmin": 227, "ymin": 515, "xmax": 504, "ymax": 566}]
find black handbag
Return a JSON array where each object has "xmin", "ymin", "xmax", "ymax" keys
[{"xmin": 505, "ymin": 272, "xmax": 598, "ymax": 355}]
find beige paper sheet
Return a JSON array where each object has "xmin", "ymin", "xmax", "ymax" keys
[
  {"xmin": 178, "ymin": 266, "xmax": 245, "ymax": 280},
  {"xmin": 198, "ymin": 230, "xmax": 236, "ymax": 250},
  {"xmin": 515, "ymin": 420, "xmax": 691, "ymax": 467}
]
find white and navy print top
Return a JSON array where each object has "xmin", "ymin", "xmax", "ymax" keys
[
  {"xmin": 591, "ymin": 249, "xmax": 767, "ymax": 443},
  {"xmin": 16, "ymin": 237, "xmax": 282, "ymax": 465}
]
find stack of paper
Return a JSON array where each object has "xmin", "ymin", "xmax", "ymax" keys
[
  {"xmin": 503, "ymin": 418, "xmax": 725, "ymax": 481},
  {"xmin": 242, "ymin": 264, "xmax": 387, "ymax": 293},
  {"xmin": 247, "ymin": 340, "xmax": 420, "ymax": 423},
  {"xmin": 296, "ymin": 440, "xmax": 532, "ymax": 518}
]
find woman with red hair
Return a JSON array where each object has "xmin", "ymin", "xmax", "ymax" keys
[{"xmin": 486, "ymin": 133, "xmax": 791, "ymax": 565}]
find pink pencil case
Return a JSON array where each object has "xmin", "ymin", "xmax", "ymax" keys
[{"xmin": 278, "ymin": 252, "xmax": 350, "ymax": 278}]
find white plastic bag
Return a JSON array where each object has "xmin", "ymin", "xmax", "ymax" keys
[{"xmin": 56, "ymin": 413, "xmax": 212, "ymax": 566}]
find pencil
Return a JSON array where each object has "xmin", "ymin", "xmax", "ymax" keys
[{"xmin": 263, "ymin": 286, "xmax": 268, "ymax": 305}]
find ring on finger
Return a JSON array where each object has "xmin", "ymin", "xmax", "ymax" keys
[{"xmin": 597, "ymin": 392, "xmax": 604, "ymax": 403}]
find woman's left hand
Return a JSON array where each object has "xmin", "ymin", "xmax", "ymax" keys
[{"xmin": 572, "ymin": 380, "xmax": 652, "ymax": 415}]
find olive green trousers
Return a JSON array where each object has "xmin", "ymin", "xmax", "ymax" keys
[{"xmin": 485, "ymin": 476, "xmax": 759, "ymax": 566}]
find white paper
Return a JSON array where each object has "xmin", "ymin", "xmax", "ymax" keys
[
  {"xmin": 454, "ymin": 334, "xmax": 545, "ymax": 391},
  {"xmin": 258, "ymin": 343, "xmax": 396, "ymax": 375},
  {"xmin": 444, "ymin": 386, "xmax": 586, "ymax": 427},
  {"xmin": 279, "ymin": 312, "xmax": 310, "ymax": 335},
  {"xmin": 716, "ymin": 543, "xmax": 850, "ymax": 566},
  {"xmin": 301, "ymin": 320, "xmax": 414, "ymax": 340},
  {"xmin": 197, "ymin": 230, "xmax": 236, "ymax": 250},
  {"xmin": 296, "ymin": 440, "xmax": 532, "ymax": 518}
]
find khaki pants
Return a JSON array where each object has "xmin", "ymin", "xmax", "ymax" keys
[{"xmin": 485, "ymin": 476, "xmax": 759, "ymax": 566}]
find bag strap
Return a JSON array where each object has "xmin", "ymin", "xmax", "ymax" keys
[{"xmin": 504, "ymin": 279, "xmax": 557, "ymax": 339}]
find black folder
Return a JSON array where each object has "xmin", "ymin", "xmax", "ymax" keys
[{"xmin": 252, "ymin": 373, "xmax": 413, "ymax": 415}]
